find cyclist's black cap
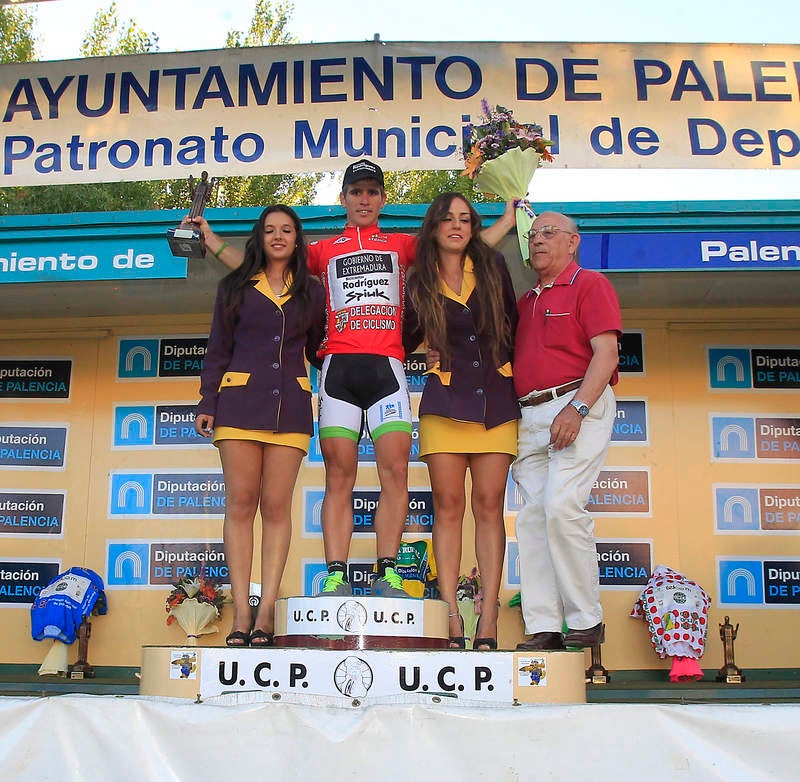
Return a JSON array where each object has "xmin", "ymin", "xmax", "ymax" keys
[{"xmin": 342, "ymin": 159, "xmax": 385, "ymax": 188}]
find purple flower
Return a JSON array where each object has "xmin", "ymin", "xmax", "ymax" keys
[{"xmin": 462, "ymin": 99, "xmax": 555, "ymax": 174}]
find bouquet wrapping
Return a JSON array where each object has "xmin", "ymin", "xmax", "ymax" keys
[
  {"xmin": 38, "ymin": 639, "xmax": 69, "ymax": 676},
  {"xmin": 167, "ymin": 598, "xmax": 219, "ymax": 645},
  {"xmin": 463, "ymin": 101, "xmax": 553, "ymax": 266},
  {"xmin": 474, "ymin": 148, "xmax": 541, "ymax": 265},
  {"xmin": 166, "ymin": 575, "xmax": 225, "ymax": 645}
]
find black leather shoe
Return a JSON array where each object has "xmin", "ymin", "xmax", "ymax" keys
[
  {"xmin": 564, "ymin": 622, "xmax": 605, "ymax": 648},
  {"xmin": 516, "ymin": 632, "xmax": 565, "ymax": 651}
]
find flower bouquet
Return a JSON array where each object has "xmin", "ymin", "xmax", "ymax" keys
[
  {"xmin": 456, "ymin": 567, "xmax": 483, "ymax": 649},
  {"xmin": 165, "ymin": 574, "xmax": 226, "ymax": 645},
  {"xmin": 463, "ymin": 100, "xmax": 554, "ymax": 265}
]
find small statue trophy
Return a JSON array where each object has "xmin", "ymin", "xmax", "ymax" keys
[
  {"xmin": 585, "ymin": 637, "xmax": 611, "ymax": 685},
  {"xmin": 715, "ymin": 615, "xmax": 745, "ymax": 684},
  {"xmin": 68, "ymin": 620, "xmax": 95, "ymax": 679},
  {"xmin": 167, "ymin": 171, "xmax": 217, "ymax": 258}
]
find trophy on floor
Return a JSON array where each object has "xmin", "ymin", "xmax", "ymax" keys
[
  {"xmin": 585, "ymin": 638, "xmax": 611, "ymax": 685},
  {"xmin": 716, "ymin": 615, "xmax": 745, "ymax": 683},
  {"xmin": 167, "ymin": 171, "xmax": 217, "ymax": 258},
  {"xmin": 68, "ymin": 620, "xmax": 95, "ymax": 679}
]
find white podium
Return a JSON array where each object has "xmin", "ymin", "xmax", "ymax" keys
[
  {"xmin": 140, "ymin": 596, "xmax": 587, "ymax": 705},
  {"xmin": 274, "ymin": 595, "xmax": 449, "ymax": 649}
]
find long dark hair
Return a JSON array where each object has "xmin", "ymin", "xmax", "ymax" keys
[
  {"xmin": 411, "ymin": 193, "xmax": 511, "ymax": 367},
  {"xmin": 220, "ymin": 205, "xmax": 311, "ymax": 325}
]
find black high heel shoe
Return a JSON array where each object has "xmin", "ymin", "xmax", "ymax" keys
[
  {"xmin": 225, "ymin": 629, "xmax": 251, "ymax": 647},
  {"xmin": 448, "ymin": 611, "xmax": 465, "ymax": 649},
  {"xmin": 473, "ymin": 616, "xmax": 498, "ymax": 650},
  {"xmin": 249, "ymin": 629, "xmax": 274, "ymax": 647}
]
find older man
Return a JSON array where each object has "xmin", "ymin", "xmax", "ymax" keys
[{"xmin": 512, "ymin": 212, "xmax": 622, "ymax": 651}]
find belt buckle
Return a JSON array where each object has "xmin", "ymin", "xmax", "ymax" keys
[{"xmin": 521, "ymin": 390, "xmax": 548, "ymax": 408}]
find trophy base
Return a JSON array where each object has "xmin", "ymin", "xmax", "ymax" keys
[
  {"xmin": 716, "ymin": 668, "xmax": 745, "ymax": 684},
  {"xmin": 68, "ymin": 662, "xmax": 95, "ymax": 679},
  {"xmin": 586, "ymin": 665, "xmax": 610, "ymax": 685},
  {"xmin": 167, "ymin": 227, "xmax": 206, "ymax": 258}
]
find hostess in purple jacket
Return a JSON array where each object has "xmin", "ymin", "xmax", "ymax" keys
[
  {"xmin": 197, "ymin": 272, "xmax": 325, "ymax": 435},
  {"xmin": 404, "ymin": 253, "xmax": 520, "ymax": 430}
]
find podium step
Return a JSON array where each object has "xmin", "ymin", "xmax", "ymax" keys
[
  {"xmin": 139, "ymin": 645, "xmax": 586, "ymax": 706},
  {"xmin": 274, "ymin": 595, "xmax": 449, "ymax": 649}
]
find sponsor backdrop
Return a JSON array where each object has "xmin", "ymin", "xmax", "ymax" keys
[{"xmin": 1, "ymin": 308, "xmax": 799, "ymax": 671}]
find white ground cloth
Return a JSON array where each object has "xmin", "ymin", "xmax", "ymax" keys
[{"xmin": 0, "ymin": 695, "xmax": 796, "ymax": 781}]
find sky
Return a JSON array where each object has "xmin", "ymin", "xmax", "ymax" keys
[{"xmin": 20, "ymin": 0, "xmax": 800, "ymax": 203}]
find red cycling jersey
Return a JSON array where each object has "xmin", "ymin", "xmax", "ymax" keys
[{"xmin": 308, "ymin": 224, "xmax": 417, "ymax": 362}]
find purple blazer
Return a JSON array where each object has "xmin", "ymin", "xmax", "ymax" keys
[
  {"xmin": 404, "ymin": 253, "xmax": 520, "ymax": 429},
  {"xmin": 197, "ymin": 274, "xmax": 325, "ymax": 435}
]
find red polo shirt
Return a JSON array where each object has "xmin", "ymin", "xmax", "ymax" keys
[{"xmin": 514, "ymin": 261, "xmax": 622, "ymax": 397}]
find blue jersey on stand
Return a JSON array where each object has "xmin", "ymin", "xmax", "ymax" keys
[{"xmin": 30, "ymin": 567, "xmax": 107, "ymax": 644}]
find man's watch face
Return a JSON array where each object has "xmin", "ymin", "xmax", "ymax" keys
[{"xmin": 571, "ymin": 399, "xmax": 590, "ymax": 417}]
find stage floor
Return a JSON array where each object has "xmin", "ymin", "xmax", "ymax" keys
[{"xmin": 1, "ymin": 694, "xmax": 799, "ymax": 781}]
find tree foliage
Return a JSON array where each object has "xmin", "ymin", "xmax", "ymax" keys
[
  {"xmin": 0, "ymin": 180, "xmax": 156, "ymax": 215},
  {"xmin": 0, "ymin": 4, "xmax": 36, "ymax": 63},
  {"xmin": 383, "ymin": 169, "xmax": 499, "ymax": 205},
  {"xmin": 80, "ymin": 1, "xmax": 159, "ymax": 57},
  {"xmin": 225, "ymin": 0, "xmax": 296, "ymax": 48}
]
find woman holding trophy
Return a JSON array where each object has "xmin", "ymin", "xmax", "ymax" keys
[{"xmin": 194, "ymin": 206, "xmax": 325, "ymax": 646}]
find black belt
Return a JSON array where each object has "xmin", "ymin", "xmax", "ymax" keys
[{"xmin": 519, "ymin": 379, "xmax": 583, "ymax": 408}]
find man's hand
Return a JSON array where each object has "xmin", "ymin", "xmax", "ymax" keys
[
  {"xmin": 548, "ymin": 331, "xmax": 619, "ymax": 450},
  {"xmin": 549, "ymin": 405, "xmax": 582, "ymax": 450}
]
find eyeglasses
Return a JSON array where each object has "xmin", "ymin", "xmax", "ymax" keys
[{"xmin": 524, "ymin": 226, "xmax": 573, "ymax": 241}]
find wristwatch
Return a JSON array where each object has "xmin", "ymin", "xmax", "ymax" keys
[{"xmin": 569, "ymin": 399, "xmax": 590, "ymax": 417}]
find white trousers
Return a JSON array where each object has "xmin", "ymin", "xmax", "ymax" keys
[{"xmin": 512, "ymin": 385, "xmax": 616, "ymax": 634}]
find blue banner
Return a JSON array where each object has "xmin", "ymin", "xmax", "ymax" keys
[
  {"xmin": 582, "ymin": 231, "xmax": 800, "ymax": 272},
  {"xmin": 0, "ymin": 239, "xmax": 187, "ymax": 283}
]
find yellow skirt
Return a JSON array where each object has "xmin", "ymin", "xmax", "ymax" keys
[
  {"xmin": 418, "ymin": 415, "xmax": 518, "ymax": 458},
  {"xmin": 212, "ymin": 426, "xmax": 310, "ymax": 454}
]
